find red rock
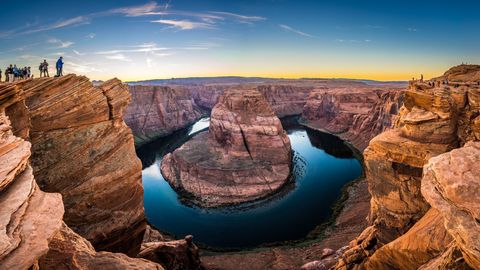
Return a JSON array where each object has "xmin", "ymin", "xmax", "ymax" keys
[
  {"xmin": 161, "ymin": 89, "xmax": 292, "ymax": 207},
  {"xmin": 124, "ymin": 85, "xmax": 206, "ymax": 145},
  {"xmin": 301, "ymin": 87, "xmax": 404, "ymax": 151},
  {"xmin": 18, "ymin": 75, "xmax": 145, "ymax": 254},
  {"xmin": 39, "ymin": 222, "xmax": 164, "ymax": 270}
]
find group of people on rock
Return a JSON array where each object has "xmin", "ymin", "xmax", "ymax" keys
[
  {"xmin": 39, "ymin": 57, "xmax": 64, "ymax": 78},
  {"xmin": 0, "ymin": 56, "xmax": 65, "ymax": 82},
  {"xmin": 1, "ymin": 65, "xmax": 32, "ymax": 82}
]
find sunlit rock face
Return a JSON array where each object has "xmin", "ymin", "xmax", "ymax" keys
[
  {"xmin": 161, "ymin": 89, "xmax": 292, "ymax": 207},
  {"xmin": 0, "ymin": 83, "xmax": 64, "ymax": 269},
  {"xmin": 329, "ymin": 65, "xmax": 480, "ymax": 269},
  {"xmin": 422, "ymin": 141, "xmax": 480, "ymax": 270},
  {"xmin": 17, "ymin": 75, "xmax": 145, "ymax": 254},
  {"xmin": 301, "ymin": 87, "xmax": 404, "ymax": 151},
  {"xmin": 124, "ymin": 85, "xmax": 206, "ymax": 146}
]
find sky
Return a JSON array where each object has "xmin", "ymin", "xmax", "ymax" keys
[{"xmin": 0, "ymin": 0, "xmax": 479, "ymax": 81}]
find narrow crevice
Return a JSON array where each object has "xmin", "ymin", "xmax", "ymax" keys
[{"xmin": 240, "ymin": 127, "xmax": 253, "ymax": 160}]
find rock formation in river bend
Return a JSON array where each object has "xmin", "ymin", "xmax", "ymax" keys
[
  {"xmin": 161, "ymin": 89, "xmax": 292, "ymax": 207},
  {"xmin": 16, "ymin": 75, "xmax": 145, "ymax": 254},
  {"xmin": 325, "ymin": 65, "xmax": 480, "ymax": 269},
  {"xmin": 301, "ymin": 87, "xmax": 404, "ymax": 151},
  {"xmin": 125, "ymin": 85, "xmax": 206, "ymax": 146}
]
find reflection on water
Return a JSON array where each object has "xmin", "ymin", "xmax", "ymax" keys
[{"xmin": 138, "ymin": 117, "xmax": 362, "ymax": 249}]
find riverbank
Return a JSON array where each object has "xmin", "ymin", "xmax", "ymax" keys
[{"xmin": 201, "ymin": 177, "xmax": 370, "ymax": 270}]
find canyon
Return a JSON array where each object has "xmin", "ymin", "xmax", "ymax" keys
[
  {"xmin": 161, "ymin": 89, "xmax": 292, "ymax": 207},
  {"xmin": 0, "ymin": 64, "xmax": 478, "ymax": 270}
]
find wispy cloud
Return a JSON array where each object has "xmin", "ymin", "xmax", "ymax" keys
[
  {"xmin": 95, "ymin": 43, "xmax": 169, "ymax": 55},
  {"xmin": 24, "ymin": 16, "xmax": 90, "ymax": 35},
  {"xmin": 73, "ymin": 49, "xmax": 85, "ymax": 56},
  {"xmin": 151, "ymin": 19, "xmax": 213, "ymax": 30},
  {"xmin": 335, "ymin": 39, "xmax": 372, "ymax": 43},
  {"xmin": 48, "ymin": 38, "xmax": 74, "ymax": 48},
  {"xmin": 105, "ymin": 53, "xmax": 131, "ymax": 62},
  {"xmin": 408, "ymin": 27, "xmax": 418, "ymax": 32},
  {"xmin": 86, "ymin": 33, "xmax": 96, "ymax": 39},
  {"xmin": 108, "ymin": 1, "xmax": 163, "ymax": 17},
  {"xmin": 279, "ymin": 24, "xmax": 314, "ymax": 38},
  {"xmin": 209, "ymin": 11, "xmax": 266, "ymax": 24}
]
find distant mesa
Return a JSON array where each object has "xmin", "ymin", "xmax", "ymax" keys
[{"xmin": 161, "ymin": 88, "xmax": 292, "ymax": 207}]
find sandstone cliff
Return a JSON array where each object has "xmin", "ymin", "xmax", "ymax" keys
[
  {"xmin": 301, "ymin": 87, "xmax": 404, "ymax": 151},
  {"xmin": 326, "ymin": 65, "xmax": 480, "ymax": 269},
  {"xmin": 161, "ymin": 89, "xmax": 292, "ymax": 207},
  {"xmin": 0, "ymin": 78, "xmax": 168, "ymax": 270},
  {"xmin": 0, "ymin": 82, "xmax": 64, "ymax": 269},
  {"xmin": 257, "ymin": 85, "xmax": 313, "ymax": 117},
  {"xmin": 125, "ymin": 85, "xmax": 206, "ymax": 146},
  {"xmin": 16, "ymin": 75, "xmax": 145, "ymax": 254}
]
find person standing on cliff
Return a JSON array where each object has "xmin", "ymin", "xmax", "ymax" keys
[
  {"xmin": 56, "ymin": 56, "xmax": 64, "ymax": 77},
  {"xmin": 40, "ymin": 60, "xmax": 49, "ymax": 77}
]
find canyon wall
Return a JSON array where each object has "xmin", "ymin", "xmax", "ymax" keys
[
  {"xmin": 0, "ymin": 82, "xmax": 64, "ymax": 269},
  {"xmin": 327, "ymin": 65, "xmax": 480, "ymax": 270},
  {"xmin": 125, "ymin": 85, "xmax": 206, "ymax": 146},
  {"xmin": 125, "ymin": 84, "xmax": 314, "ymax": 146},
  {"xmin": 16, "ymin": 75, "xmax": 146, "ymax": 254},
  {"xmin": 301, "ymin": 87, "xmax": 404, "ymax": 151},
  {"xmin": 0, "ymin": 78, "xmax": 174, "ymax": 270}
]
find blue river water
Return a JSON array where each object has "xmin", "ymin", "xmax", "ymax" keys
[{"xmin": 137, "ymin": 118, "xmax": 362, "ymax": 249}]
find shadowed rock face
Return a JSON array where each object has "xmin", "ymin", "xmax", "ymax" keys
[
  {"xmin": 17, "ymin": 75, "xmax": 145, "ymax": 255},
  {"xmin": 161, "ymin": 89, "xmax": 292, "ymax": 207},
  {"xmin": 125, "ymin": 85, "xmax": 206, "ymax": 146},
  {"xmin": 301, "ymin": 87, "xmax": 404, "ymax": 151},
  {"xmin": 329, "ymin": 65, "xmax": 480, "ymax": 270}
]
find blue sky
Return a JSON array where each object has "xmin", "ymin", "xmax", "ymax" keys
[{"xmin": 0, "ymin": 0, "xmax": 478, "ymax": 80}]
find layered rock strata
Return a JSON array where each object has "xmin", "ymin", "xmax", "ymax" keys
[
  {"xmin": 161, "ymin": 89, "xmax": 292, "ymax": 207},
  {"xmin": 329, "ymin": 65, "xmax": 480, "ymax": 269},
  {"xmin": 257, "ymin": 85, "xmax": 313, "ymax": 117},
  {"xmin": 0, "ymin": 83, "xmax": 64, "ymax": 269},
  {"xmin": 125, "ymin": 85, "xmax": 206, "ymax": 146},
  {"xmin": 422, "ymin": 141, "xmax": 480, "ymax": 269},
  {"xmin": 301, "ymin": 87, "xmax": 404, "ymax": 151},
  {"xmin": 19, "ymin": 75, "xmax": 145, "ymax": 254}
]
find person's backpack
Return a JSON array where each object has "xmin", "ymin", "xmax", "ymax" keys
[{"xmin": 39, "ymin": 64, "xmax": 43, "ymax": 71}]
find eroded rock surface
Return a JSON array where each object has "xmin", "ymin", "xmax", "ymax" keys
[
  {"xmin": 18, "ymin": 75, "xmax": 145, "ymax": 254},
  {"xmin": 161, "ymin": 89, "xmax": 292, "ymax": 207},
  {"xmin": 422, "ymin": 141, "xmax": 480, "ymax": 270},
  {"xmin": 125, "ymin": 85, "xmax": 206, "ymax": 145},
  {"xmin": 322, "ymin": 66, "xmax": 480, "ymax": 270},
  {"xmin": 0, "ymin": 83, "xmax": 64, "ymax": 270},
  {"xmin": 39, "ymin": 222, "xmax": 165, "ymax": 270},
  {"xmin": 301, "ymin": 87, "xmax": 404, "ymax": 150}
]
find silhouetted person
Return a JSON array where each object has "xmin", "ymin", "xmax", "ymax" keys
[
  {"xmin": 56, "ymin": 56, "xmax": 64, "ymax": 77},
  {"xmin": 7, "ymin": 65, "xmax": 14, "ymax": 82},
  {"xmin": 420, "ymin": 74, "xmax": 424, "ymax": 82}
]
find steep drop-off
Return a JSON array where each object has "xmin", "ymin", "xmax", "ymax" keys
[
  {"xmin": 161, "ymin": 89, "xmax": 292, "ymax": 207},
  {"xmin": 323, "ymin": 65, "xmax": 480, "ymax": 270},
  {"xmin": 125, "ymin": 85, "xmax": 206, "ymax": 146},
  {"xmin": 16, "ymin": 75, "xmax": 145, "ymax": 254},
  {"xmin": 301, "ymin": 87, "xmax": 404, "ymax": 151}
]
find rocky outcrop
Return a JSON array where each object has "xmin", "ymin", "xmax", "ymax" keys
[
  {"xmin": 422, "ymin": 141, "xmax": 480, "ymax": 269},
  {"xmin": 0, "ymin": 83, "xmax": 64, "ymax": 269},
  {"xmin": 139, "ymin": 235, "xmax": 203, "ymax": 270},
  {"xmin": 256, "ymin": 85, "xmax": 313, "ymax": 117},
  {"xmin": 329, "ymin": 65, "xmax": 480, "ymax": 269},
  {"xmin": 125, "ymin": 85, "xmax": 206, "ymax": 146},
  {"xmin": 301, "ymin": 87, "xmax": 404, "ymax": 151},
  {"xmin": 39, "ymin": 222, "xmax": 165, "ymax": 270},
  {"xmin": 17, "ymin": 75, "xmax": 145, "ymax": 254},
  {"xmin": 161, "ymin": 89, "xmax": 292, "ymax": 207}
]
